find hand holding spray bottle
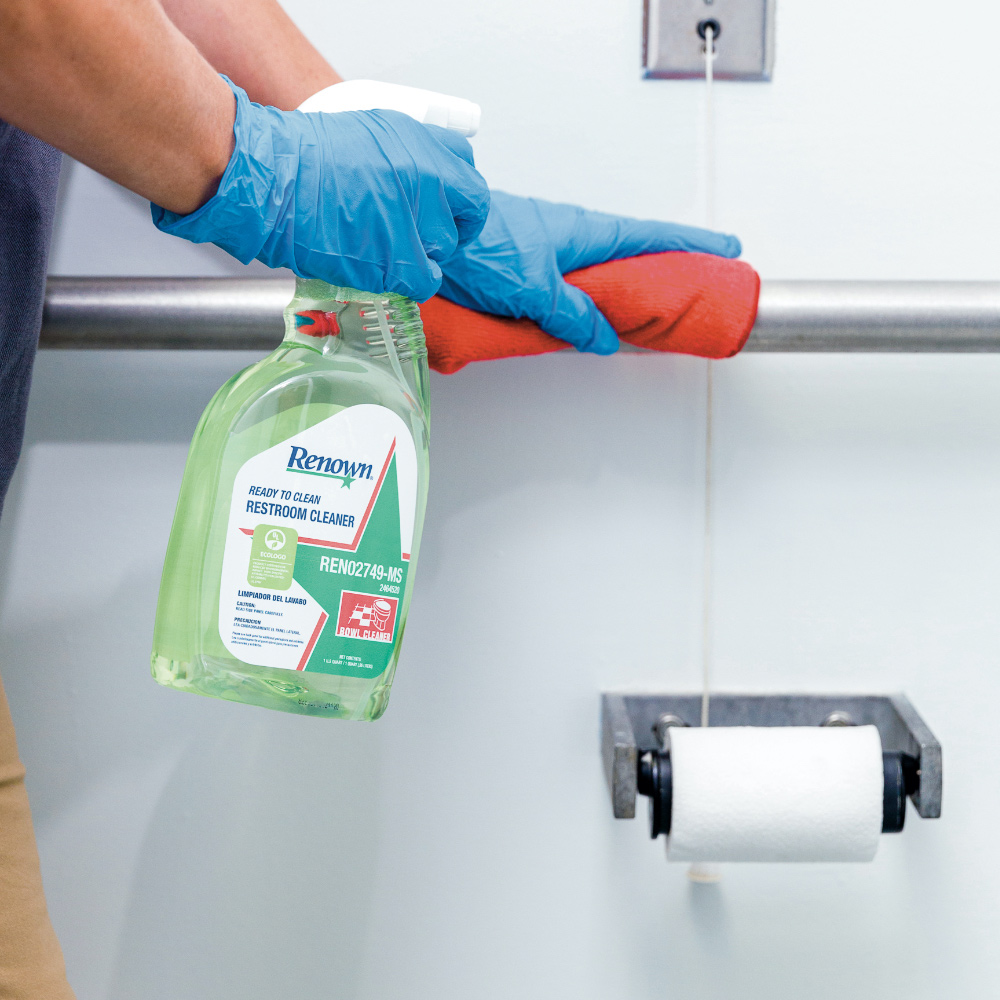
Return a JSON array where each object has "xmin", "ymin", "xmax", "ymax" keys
[{"xmin": 151, "ymin": 82, "xmax": 482, "ymax": 719}]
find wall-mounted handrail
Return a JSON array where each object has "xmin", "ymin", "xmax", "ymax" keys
[
  {"xmin": 750, "ymin": 281, "xmax": 1000, "ymax": 352},
  {"xmin": 39, "ymin": 276, "xmax": 1000, "ymax": 353},
  {"xmin": 42, "ymin": 277, "xmax": 293, "ymax": 351}
]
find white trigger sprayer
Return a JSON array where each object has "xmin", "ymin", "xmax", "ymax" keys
[
  {"xmin": 297, "ymin": 79, "xmax": 480, "ymax": 136},
  {"xmin": 296, "ymin": 81, "xmax": 482, "ymax": 388}
]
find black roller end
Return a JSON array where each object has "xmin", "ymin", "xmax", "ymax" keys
[
  {"xmin": 882, "ymin": 751, "xmax": 907, "ymax": 834},
  {"xmin": 645, "ymin": 752, "xmax": 673, "ymax": 839}
]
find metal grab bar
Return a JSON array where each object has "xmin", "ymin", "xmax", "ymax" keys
[
  {"xmin": 39, "ymin": 276, "xmax": 1000, "ymax": 353},
  {"xmin": 751, "ymin": 281, "xmax": 1000, "ymax": 352},
  {"xmin": 42, "ymin": 277, "xmax": 294, "ymax": 351}
]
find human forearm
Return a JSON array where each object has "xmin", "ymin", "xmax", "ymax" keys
[
  {"xmin": 159, "ymin": 0, "xmax": 340, "ymax": 110},
  {"xmin": 0, "ymin": 0, "xmax": 234, "ymax": 213}
]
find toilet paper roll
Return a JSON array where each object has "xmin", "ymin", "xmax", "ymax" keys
[{"xmin": 667, "ymin": 725, "xmax": 884, "ymax": 863}]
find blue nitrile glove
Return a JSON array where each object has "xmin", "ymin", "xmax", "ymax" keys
[
  {"xmin": 151, "ymin": 78, "xmax": 490, "ymax": 301},
  {"xmin": 437, "ymin": 191, "xmax": 742, "ymax": 354}
]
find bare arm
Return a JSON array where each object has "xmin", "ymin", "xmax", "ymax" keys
[
  {"xmin": 159, "ymin": 0, "xmax": 341, "ymax": 110},
  {"xmin": 0, "ymin": 0, "xmax": 235, "ymax": 214}
]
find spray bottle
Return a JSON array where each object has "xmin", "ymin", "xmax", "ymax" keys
[{"xmin": 150, "ymin": 83, "xmax": 480, "ymax": 720}]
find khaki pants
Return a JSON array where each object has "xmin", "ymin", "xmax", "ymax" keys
[{"xmin": 0, "ymin": 674, "xmax": 74, "ymax": 999}]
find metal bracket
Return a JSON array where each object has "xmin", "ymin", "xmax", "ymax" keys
[
  {"xmin": 601, "ymin": 693, "xmax": 942, "ymax": 820},
  {"xmin": 643, "ymin": 0, "xmax": 775, "ymax": 81}
]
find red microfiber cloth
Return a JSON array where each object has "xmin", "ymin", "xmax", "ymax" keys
[{"xmin": 419, "ymin": 251, "xmax": 760, "ymax": 374}]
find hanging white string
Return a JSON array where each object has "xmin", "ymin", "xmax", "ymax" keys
[
  {"xmin": 700, "ymin": 23, "xmax": 717, "ymax": 731},
  {"xmin": 687, "ymin": 23, "xmax": 723, "ymax": 885},
  {"xmin": 700, "ymin": 364, "xmax": 714, "ymax": 729},
  {"xmin": 704, "ymin": 22, "xmax": 716, "ymax": 231}
]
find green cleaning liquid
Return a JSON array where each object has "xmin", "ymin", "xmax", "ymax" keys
[{"xmin": 151, "ymin": 279, "xmax": 430, "ymax": 720}]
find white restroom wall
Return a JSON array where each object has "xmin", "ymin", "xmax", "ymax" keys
[{"xmin": 2, "ymin": 0, "xmax": 999, "ymax": 997}]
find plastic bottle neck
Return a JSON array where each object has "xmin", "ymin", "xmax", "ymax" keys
[
  {"xmin": 282, "ymin": 278, "xmax": 429, "ymax": 408},
  {"xmin": 282, "ymin": 279, "xmax": 359, "ymax": 354},
  {"xmin": 284, "ymin": 276, "xmax": 421, "ymax": 347}
]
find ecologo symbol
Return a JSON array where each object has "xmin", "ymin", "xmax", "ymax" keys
[
  {"xmin": 287, "ymin": 446, "xmax": 373, "ymax": 489},
  {"xmin": 335, "ymin": 590, "xmax": 398, "ymax": 643},
  {"xmin": 247, "ymin": 523, "xmax": 297, "ymax": 591}
]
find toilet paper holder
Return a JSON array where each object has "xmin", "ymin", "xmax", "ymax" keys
[{"xmin": 601, "ymin": 693, "xmax": 942, "ymax": 837}]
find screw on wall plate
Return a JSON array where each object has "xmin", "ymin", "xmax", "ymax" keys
[
  {"xmin": 821, "ymin": 710, "xmax": 857, "ymax": 727},
  {"xmin": 653, "ymin": 712, "xmax": 689, "ymax": 748}
]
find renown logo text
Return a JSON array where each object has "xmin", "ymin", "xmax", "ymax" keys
[{"xmin": 287, "ymin": 446, "xmax": 373, "ymax": 484}]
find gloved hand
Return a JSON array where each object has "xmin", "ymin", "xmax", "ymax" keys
[
  {"xmin": 437, "ymin": 191, "xmax": 742, "ymax": 354},
  {"xmin": 152, "ymin": 77, "xmax": 491, "ymax": 301}
]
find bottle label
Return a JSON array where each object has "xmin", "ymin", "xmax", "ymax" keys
[{"xmin": 218, "ymin": 404, "xmax": 418, "ymax": 677}]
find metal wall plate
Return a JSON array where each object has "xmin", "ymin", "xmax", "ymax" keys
[{"xmin": 643, "ymin": 0, "xmax": 775, "ymax": 80}]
